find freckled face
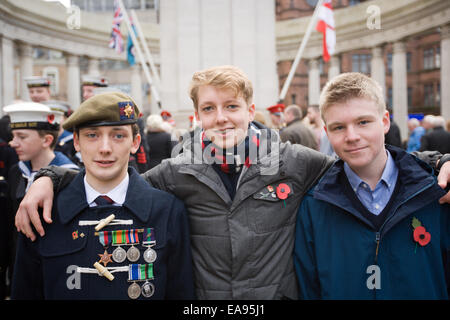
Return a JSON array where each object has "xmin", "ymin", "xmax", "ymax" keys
[{"xmin": 195, "ymin": 85, "xmax": 255, "ymax": 149}]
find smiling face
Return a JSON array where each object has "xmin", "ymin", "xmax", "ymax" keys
[
  {"xmin": 323, "ymin": 98, "xmax": 390, "ymax": 176},
  {"xmin": 74, "ymin": 125, "xmax": 140, "ymax": 192},
  {"xmin": 195, "ymin": 85, "xmax": 255, "ymax": 149},
  {"xmin": 28, "ymin": 87, "xmax": 51, "ymax": 103}
]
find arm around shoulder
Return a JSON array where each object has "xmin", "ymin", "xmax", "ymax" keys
[{"xmin": 35, "ymin": 165, "xmax": 78, "ymax": 194}]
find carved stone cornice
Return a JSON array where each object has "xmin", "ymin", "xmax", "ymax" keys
[
  {"xmin": 276, "ymin": 0, "xmax": 450, "ymax": 61},
  {"xmin": 0, "ymin": 0, "xmax": 160, "ymax": 62}
]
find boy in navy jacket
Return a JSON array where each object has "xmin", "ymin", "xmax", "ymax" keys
[
  {"xmin": 11, "ymin": 92, "xmax": 194, "ymax": 300},
  {"xmin": 294, "ymin": 73, "xmax": 449, "ymax": 299}
]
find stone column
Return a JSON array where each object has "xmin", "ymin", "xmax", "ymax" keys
[
  {"xmin": 308, "ymin": 58, "xmax": 320, "ymax": 106},
  {"xmin": 371, "ymin": 46, "xmax": 386, "ymax": 97},
  {"xmin": 160, "ymin": 0, "xmax": 278, "ymax": 118},
  {"xmin": 19, "ymin": 42, "xmax": 34, "ymax": 100},
  {"xmin": 1, "ymin": 37, "xmax": 15, "ymax": 107},
  {"xmin": 440, "ymin": 24, "xmax": 450, "ymax": 120},
  {"xmin": 130, "ymin": 64, "xmax": 143, "ymax": 111},
  {"xmin": 66, "ymin": 53, "xmax": 81, "ymax": 109},
  {"xmin": 392, "ymin": 41, "xmax": 408, "ymax": 141},
  {"xmin": 87, "ymin": 57, "xmax": 100, "ymax": 77},
  {"xmin": 328, "ymin": 55, "xmax": 340, "ymax": 81}
]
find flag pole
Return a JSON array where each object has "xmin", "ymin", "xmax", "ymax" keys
[
  {"xmin": 278, "ymin": 0, "xmax": 324, "ymax": 102},
  {"xmin": 130, "ymin": 9, "xmax": 161, "ymax": 87},
  {"xmin": 118, "ymin": 0, "xmax": 161, "ymax": 108}
]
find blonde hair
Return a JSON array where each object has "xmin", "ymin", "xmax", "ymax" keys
[
  {"xmin": 189, "ymin": 65, "xmax": 253, "ymax": 109},
  {"xmin": 319, "ymin": 72, "xmax": 386, "ymax": 122}
]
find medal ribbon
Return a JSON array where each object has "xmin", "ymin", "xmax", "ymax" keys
[
  {"xmin": 112, "ymin": 229, "xmax": 140, "ymax": 245},
  {"xmin": 98, "ymin": 229, "xmax": 140, "ymax": 246},
  {"xmin": 128, "ymin": 263, "xmax": 154, "ymax": 281},
  {"xmin": 143, "ymin": 228, "xmax": 155, "ymax": 245},
  {"xmin": 98, "ymin": 231, "xmax": 111, "ymax": 247}
]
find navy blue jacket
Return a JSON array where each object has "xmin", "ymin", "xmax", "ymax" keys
[
  {"xmin": 12, "ymin": 167, "xmax": 195, "ymax": 300},
  {"xmin": 294, "ymin": 146, "xmax": 450, "ymax": 299}
]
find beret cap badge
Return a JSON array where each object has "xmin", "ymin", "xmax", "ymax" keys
[
  {"xmin": 121, "ymin": 102, "xmax": 134, "ymax": 119},
  {"xmin": 118, "ymin": 101, "xmax": 135, "ymax": 121}
]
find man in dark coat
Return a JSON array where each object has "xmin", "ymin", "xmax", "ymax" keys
[
  {"xmin": 0, "ymin": 138, "xmax": 18, "ymax": 299},
  {"xmin": 420, "ymin": 116, "xmax": 450, "ymax": 154},
  {"xmin": 280, "ymin": 104, "xmax": 318, "ymax": 150},
  {"xmin": 384, "ymin": 119, "xmax": 402, "ymax": 148}
]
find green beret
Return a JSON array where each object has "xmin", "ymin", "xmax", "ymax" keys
[{"xmin": 63, "ymin": 92, "xmax": 140, "ymax": 131}]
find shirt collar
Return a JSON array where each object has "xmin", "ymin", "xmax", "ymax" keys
[
  {"xmin": 344, "ymin": 150, "xmax": 398, "ymax": 192},
  {"xmin": 84, "ymin": 173, "xmax": 129, "ymax": 207}
]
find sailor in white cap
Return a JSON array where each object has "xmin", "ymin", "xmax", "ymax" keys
[
  {"xmin": 24, "ymin": 76, "xmax": 52, "ymax": 103},
  {"xmin": 4, "ymin": 102, "xmax": 79, "ymax": 193},
  {"xmin": 82, "ymin": 75, "xmax": 108, "ymax": 101},
  {"xmin": 4, "ymin": 102, "xmax": 79, "ymax": 292},
  {"xmin": 43, "ymin": 101, "xmax": 79, "ymax": 165}
]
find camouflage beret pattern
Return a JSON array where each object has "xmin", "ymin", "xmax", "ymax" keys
[{"xmin": 63, "ymin": 92, "xmax": 140, "ymax": 131}]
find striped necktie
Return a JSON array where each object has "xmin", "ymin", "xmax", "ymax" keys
[{"xmin": 94, "ymin": 195, "xmax": 114, "ymax": 206}]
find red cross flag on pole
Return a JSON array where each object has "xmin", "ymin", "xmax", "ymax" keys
[{"xmin": 316, "ymin": 0, "xmax": 335, "ymax": 62}]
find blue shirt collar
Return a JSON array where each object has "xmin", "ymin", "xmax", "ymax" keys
[{"xmin": 344, "ymin": 150, "xmax": 398, "ymax": 192}]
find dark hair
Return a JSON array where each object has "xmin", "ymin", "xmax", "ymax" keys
[{"xmin": 37, "ymin": 130, "xmax": 59, "ymax": 149}]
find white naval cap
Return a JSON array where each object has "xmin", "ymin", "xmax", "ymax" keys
[
  {"xmin": 24, "ymin": 76, "xmax": 51, "ymax": 88},
  {"xmin": 82, "ymin": 75, "xmax": 108, "ymax": 87},
  {"xmin": 3, "ymin": 102, "xmax": 63, "ymax": 131},
  {"xmin": 42, "ymin": 100, "xmax": 72, "ymax": 115}
]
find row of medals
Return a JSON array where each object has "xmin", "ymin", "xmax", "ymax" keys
[{"xmin": 103, "ymin": 241, "xmax": 157, "ymax": 299}]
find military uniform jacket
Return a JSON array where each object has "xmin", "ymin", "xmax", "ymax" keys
[{"xmin": 11, "ymin": 167, "xmax": 195, "ymax": 300}]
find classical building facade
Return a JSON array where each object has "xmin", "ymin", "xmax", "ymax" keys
[
  {"xmin": 275, "ymin": 0, "xmax": 450, "ymax": 140},
  {"xmin": 1, "ymin": 0, "xmax": 449, "ymax": 136},
  {"xmin": 0, "ymin": 0, "xmax": 159, "ymax": 116}
]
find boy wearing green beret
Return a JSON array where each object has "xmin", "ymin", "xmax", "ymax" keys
[
  {"xmin": 14, "ymin": 66, "xmax": 450, "ymax": 300},
  {"xmin": 11, "ymin": 93, "xmax": 194, "ymax": 299}
]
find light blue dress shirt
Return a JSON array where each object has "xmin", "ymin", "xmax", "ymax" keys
[{"xmin": 344, "ymin": 150, "xmax": 399, "ymax": 215}]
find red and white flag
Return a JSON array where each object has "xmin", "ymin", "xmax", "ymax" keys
[{"xmin": 316, "ymin": 0, "xmax": 335, "ymax": 62}]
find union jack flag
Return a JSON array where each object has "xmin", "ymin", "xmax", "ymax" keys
[{"xmin": 108, "ymin": 0, "xmax": 124, "ymax": 53}]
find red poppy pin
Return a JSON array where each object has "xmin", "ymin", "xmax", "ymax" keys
[
  {"xmin": 276, "ymin": 183, "xmax": 291, "ymax": 199},
  {"xmin": 47, "ymin": 114, "xmax": 55, "ymax": 124},
  {"xmin": 411, "ymin": 217, "xmax": 431, "ymax": 252},
  {"xmin": 276, "ymin": 183, "xmax": 291, "ymax": 207}
]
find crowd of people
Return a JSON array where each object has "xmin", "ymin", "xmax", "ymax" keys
[{"xmin": 1, "ymin": 65, "xmax": 450, "ymax": 300}]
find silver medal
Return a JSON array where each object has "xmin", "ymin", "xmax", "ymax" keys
[
  {"xmin": 126, "ymin": 246, "xmax": 140, "ymax": 262},
  {"xmin": 141, "ymin": 281, "xmax": 155, "ymax": 298},
  {"xmin": 112, "ymin": 246, "xmax": 126, "ymax": 263},
  {"xmin": 143, "ymin": 247, "xmax": 157, "ymax": 263},
  {"xmin": 128, "ymin": 282, "xmax": 141, "ymax": 299}
]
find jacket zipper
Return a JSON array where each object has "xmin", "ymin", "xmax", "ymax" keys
[{"xmin": 371, "ymin": 180, "xmax": 435, "ymax": 299}]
